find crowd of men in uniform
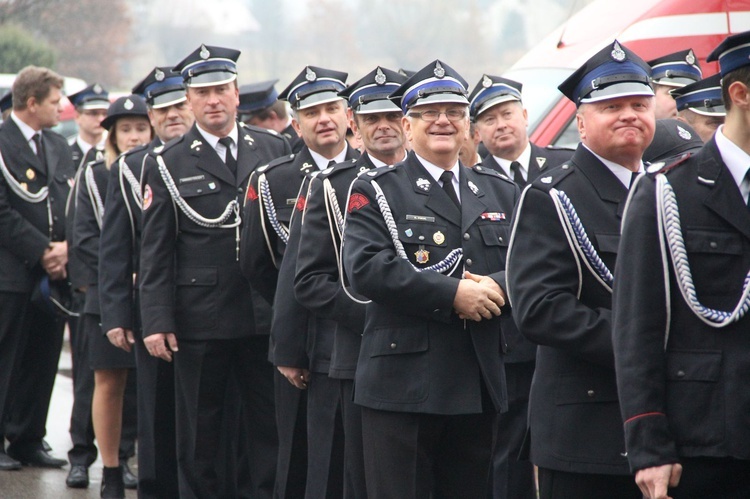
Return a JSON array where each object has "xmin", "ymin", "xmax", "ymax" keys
[{"xmin": 0, "ymin": 29, "xmax": 749, "ymax": 499}]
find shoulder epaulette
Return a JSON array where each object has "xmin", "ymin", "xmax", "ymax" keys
[
  {"xmin": 360, "ymin": 163, "xmax": 397, "ymax": 180},
  {"xmin": 257, "ymin": 154, "xmax": 295, "ymax": 174},
  {"xmin": 240, "ymin": 121, "xmax": 283, "ymax": 140},
  {"xmin": 646, "ymin": 152, "xmax": 693, "ymax": 176},
  {"xmin": 88, "ymin": 158, "xmax": 106, "ymax": 171},
  {"xmin": 531, "ymin": 161, "xmax": 575, "ymax": 191},
  {"xmin": 319, "ymin": 158, "xmax": 358, "ymax": 179},
  {"xmin": 471, "ymin": 164, "xmax": 515, "ymax": 186},
  {"xmin": 155, "ymin": 134, "xmax": 185, "ymax": 155},
  {"xmin": 121, "ymin": 143, "xmax": 149, "ymax": 160}
]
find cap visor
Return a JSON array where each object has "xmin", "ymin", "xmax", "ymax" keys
[
  {"xmin": 187, "ymin": 72, "xmax": 237, "ymax": 88},
  {"xmin": 151, "ymin": 91, "xmax": 187, "ymax": 109},
  {"xmin": 580, "ymin": 82, "xmax": 654, "ymax": 104},
  {"xmin": 355, "ymin": 99, "xmax": 402, "ymax": 114},
  {"xmin": 409, "ymin": 93, "xmax": 469, "ymax": 109},
  {"xmin": 296, "ymin": 91, "xmax": 345, "ymax": 110}
]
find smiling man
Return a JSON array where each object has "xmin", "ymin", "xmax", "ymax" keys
[
  {"xmin": 506, "ymin": 41, "xmax": 655, "ymax": 499},
  {"xmin": 342, "ymin": 60, "xmax": 519, "ymax": 498}
]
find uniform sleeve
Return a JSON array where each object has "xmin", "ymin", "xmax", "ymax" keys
[
  {"xmin": 612, "ymin": 177, "xmax": 678, "ymax": 472},
  {"xmin": 73, "ymin": 166, "xmax": 101, "ymax": 285},
  {"xmin": 99, "ymin": 161, "xmax": 134, "ymax": 332},
  {"xmin": 342, "ymin": 177, "xmax": 458, "ymax": 322},
  {"xmin": 0, "ymin": 164, "xmax": 49, "ymax": 266},
  {"xmin": 506, "ymin": 186, "xmax": 615, "ymax": 368},
  {"xmin": 294, "ymin": 176, "xmax": 366, "ymax": 331},
  {"xmin": 138, "ymin": 156, "xmax": 178, "ymax": 337},
  {"xmin": 240, "ymin": 171, "xmax": 279, "ymax": 304},
  {"xmin": 270, "ymin": 176, "xmax": 311, "ymax": 369}
]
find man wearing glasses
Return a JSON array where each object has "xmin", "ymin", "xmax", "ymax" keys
[{"xmin": 342, "ymin": 60, "xmax": 519, "ymax": 497}]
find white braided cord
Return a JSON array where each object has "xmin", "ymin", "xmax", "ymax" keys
[
  {"xmin": 119, "ymin": 154, "xmax": 143, "ymax": 210},
  {"xmin": 258, "ymin": 172, "xmax": 289, "ymax": 244},
  {"xmin": 324, "ymin": 178, "xmax": 345, "ymax": 238},
  {"xmin": 550, "ymin": 188, "xmax": 613, "ymax": 292},
  {"xmin": 370, "ymin": 179, "xmax": 463, "ymax": 275},
  {"xmin": 0, "ymin": 150, "xmax": 48, "ymax": 203},
  {"xmin": 84, "ymin": 164, "xmax": 105, "ymax": 230},
  {"xmin": 656, "ymin": 174, "xmax": 750, "ymax": 327},
  {"xmin": 155, "ymin": 155, "xmax": 239, "ymax": 229}
]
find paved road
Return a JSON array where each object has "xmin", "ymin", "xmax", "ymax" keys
[{"xmin": 0, "ymin": 334, "xmax": 138, "ymax": 498}]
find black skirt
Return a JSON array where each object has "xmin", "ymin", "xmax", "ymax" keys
[{"xmin": 84, "ymin": 313, "xmax": 135, "ymax": 370}]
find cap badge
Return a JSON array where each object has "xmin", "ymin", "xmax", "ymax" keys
[
  {"xmin": 305, "ymin": 67, "xmax": 317, "ymax": 82},
  {"xmin": 200, "ymin": 44, "xmax": 210, "ymax": 60},
  {"xmin": 375, "ymin": 68, "xmax": 387, "ymax": 85},
  {"xmin": 482, "ymin": 75, "xmax": 493, "ymax": 88},
  {"xmin": 433, "ymin": 231, "xmax": 445, "ymax": 245},
  {"xmin": 434, "ymin": 61, "xmax": 445, "ymax": 79},
  {"xmin": 93, "ymin": 84, "xmax": 103, "ymax": 94},
  {"xmin": 124, "ymin": 98, "xmax": 134, "ymax": 110},
  {"xmin": 677, "ymin": 125, "xmax": 692, "ymax": 140},
  {"xmin": 154, "ymin": 68, "xmax": 165, "ymax": 82},
  {"xmin": 468, "ymin": 180, "xmax": 479, "ymax": 195},
  {"xmin": 416, "ymin": 178, "xmax": 431, "ymax": 192},
  {"xmin": 611, "ymin": 42, "xmax": 626, "ymax": 62},
  {"xmin": 686, "ymin": 50, "xmax": 696, "ymax": 65}
]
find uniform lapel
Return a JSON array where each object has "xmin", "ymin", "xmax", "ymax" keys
[
  {"xmin": 186, "ymin": 125, "xmax": 235, "ymax": 186},
  {"xmin": 236, "ymin": 126, "xmax": 260, "ymax": 188},
  {"xmin": 528, "ymin": 143, "xmax": 548, "ymax": 182},
  {"xmin": 573, "ymin": 146, "xmax": 629, "ymax": 218},
  {"xmin": 41, "ymin": 130, "xmax": 58, "ymax": 181},
  {"xmin": 698, "ymin": 140, "xmax": 750, "ymax": 241},
  {"xmin": 460, "ymin": 168, "xmax": 488, "ymax": 234},
  {"xmin": 3, "ymin": 119, "xmax": 45, "ymax": 180}
]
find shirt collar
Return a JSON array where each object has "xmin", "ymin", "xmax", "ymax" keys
[
  {"xmin": 415, "ymin": 152, "xmax": 461, "ymax": 201},
  {"xmin": 714, "ymin": 124, "xmax": 750, "ymax": 190},
  {"xmin": 492, "ymin": 142, "xmax": 532, "ymax": 178},
  {"xmin": 309, "ymin": 145, "xmax": 348, "ymax": 170},
  {"xmin": 10, "ymin": 111, "xmax": 38, "ymax": 143},
  {"xmin": 196, "ymin": 123, "xmax": 239, "ymax": 152},
  {"xmin": 583, "ymin": 143, "xmax": 643, "ymax": 188}
]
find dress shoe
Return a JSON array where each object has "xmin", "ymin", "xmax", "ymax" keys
[
  {"xmin": 0, "ymin": 452, "xmax": 22, "ymax": 471},
  {"xmin": 7, "ymin": 447, "xmax": 67, "ymax": 468},
  {"xmin": 66, "ymin": 464, "xmax": 89, "ymax": 488},
  {"xmin": 101, "ymin": 465, "xmax": 125, "ymax": 499},
  {"xmin": 121, "ymin": 462, "xmax": 138, "ymax": 489}
]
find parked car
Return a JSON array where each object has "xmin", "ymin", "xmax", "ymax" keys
[{"xmin": 505, "ymin": 0, "xmax": 750, "ymax": 148}]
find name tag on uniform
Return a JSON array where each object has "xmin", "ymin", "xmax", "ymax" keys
[
  {"xmin": 286, "ymin": 198, "xmax": 297, "ymax": 205},
  {"xmin": 406, "ymin": 214, "xmax": 435, "ymax": 223},
  {"xmin": 179, "ymin": 174, "xmax": 206, "ymax": 184}
]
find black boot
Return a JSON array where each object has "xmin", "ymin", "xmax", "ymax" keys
[{"xmin": 101, "ymin": 465, "xmax": 125, "ymax": 498}]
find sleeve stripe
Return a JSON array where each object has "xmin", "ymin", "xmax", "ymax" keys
[{"xmin": 624, "ymin": 412, "xmax": 665, "ymax": 425}]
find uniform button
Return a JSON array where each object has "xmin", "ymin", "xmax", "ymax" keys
[
  {"xmin": 463, "ymin": 233, "xmax": 470, "ymax": 240},
  {"xmin": 465, "ymin": 258, "xmax": 473, "ymax": 267},
  {"xmin": 390, "ymin": 343, "xmax": 397, "ymax": 349},
  {"xmin": 418, "ymin": 235, "xmax": 425, "ymax": 241},
  {"xmin": 197, "ymin": 189, "xmax": 203, "ymax": 193},
  {"xmin": 709, "ymin": 241, "xmax": 718, "ymax": 249},
  {"xmin": 587, "ymin": 390, "xmax": 595, "ymax": 397},
  {"xmin": 53, "ymin": 216, "xmax": 59, "ymax": 221},
  {"xmin": 498, "ymin": 236, "xmax": 503, "ymax": 243},
  {"xmin": 433, "ymin": 308, "xmax": 441, "ymax": 314},
  {"xmin": 237, "ymin": 187, "xmax": 243, "ymax": 193},
  {"xmin": 191, "ymin": 278, "xmax": 197, "ymax": 284},
  {"xmin": 676, "ymin": 370, "xmax": 686, "ymax": 378}
]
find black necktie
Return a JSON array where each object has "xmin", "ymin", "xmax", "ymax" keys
[
  {"xmin": 33, "ymin": 133, "xmax": 46, "ymax": 172},
  {"xmin": 510, "ymin": 161, "xmax": 527, "ymax": 188},
  {"xmin": 440, "ymin": 170, "xmax": 460, "ymax": 208},
  {"xmin": 629, "ymin": 171, "xmax": 639, "ymax": 189},
  {"xmin": 218, "ymin": 137, "xmax": 236, "ymax": 176},
  {"xmin": 327, "ymin": 160, "xmax": 336, "ymax": 168}
]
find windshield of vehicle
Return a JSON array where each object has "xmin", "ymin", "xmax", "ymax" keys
[{"xmin": 502, "ymin": 67, "xmax": 573, "ymax": 133}]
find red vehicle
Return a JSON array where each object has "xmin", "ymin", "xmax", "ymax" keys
[{"xmin": 505, "ymin": 0, "xmax": 750, "ymax": 148}]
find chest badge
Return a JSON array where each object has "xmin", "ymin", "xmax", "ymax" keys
[
  {"xmin": 26, "ymin": 168, "xmax": 36, "ymax": 180},
  {"xmin": 415, "ymin": 248, "xmax": 430, "ymax": 264},
  {"xmin": 541, "ymin": 176, "xmax": 552, "ymax": 184},
  {"xmin": 301, "ymin": 162, "xmax": 313, "ymax": 172},
  {"xmin": 468, "ymin": 180, "xmax": 479, "ymax": 195},
  {"xmin": 208, "ymin": 182, "xmax": 216, "ymax": 190},
  {"xmin": 433, "ymin": 231, "xmax": 445, "ymax": 244},
  {"xmin": 405, "ymin": 228, "xmax": 413, "ymax": 237}
]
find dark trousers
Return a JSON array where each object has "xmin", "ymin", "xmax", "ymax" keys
[
  {"xmin": 305, "ymin": 372, "xmax": 344, "ymax": 499},
  {"xmin": 669, "ymin": 457, "xmax": 750, "ymax": 499},
  {"xmin": 339, "ymin": 379, "xmax": 366, "ymax": 499},
  {"xmin": 4, "ymin": 299, "xmax": 65, "ymax": 453},
  {"xmin": 273, "ymin": 369, "xmax": 308, "ymax": 499},
  {"xmin": 361, "ymin": 407, "xmax": 494, "ymax": 499},
  {"xmin": 537, "ymin": 467, "xmax": 641, "ymax": 499},
  {"xmin": 134, "ymin": 337, "xmax": 178, "ymax": 498},
  {"xmin": 489, "ymin": 361, "xmax": 535, "ymax": 499},
  {"xmin": 67, "ymin": 299, "xmax": 137, "ymax": 466},
  {"xmin": 0, "ymin": 292, "xmax": 29, "ymax": 452},
  {"xmin": 174, "ymin": 336, "xmax": 277, "ymax": 499}
]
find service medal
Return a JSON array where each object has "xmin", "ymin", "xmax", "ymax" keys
[
  {"xmin": 433, "ymin": 231, "xmax": 445, "ymax": 244},
  {"xmin": 26, "ymin": 168, "xmax": 35, "ymax": 180},
  {"xmin": 415, "ymin": 248, "xmax": 430, "ymax": 264}
]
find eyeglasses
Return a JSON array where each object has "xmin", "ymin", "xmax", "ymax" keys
[{"xmin": 407, "ymin": 109, "xmax": 467, "ymax": 122}]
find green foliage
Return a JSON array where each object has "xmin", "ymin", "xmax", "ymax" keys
[{"xmin": 0, "ymin": 24, "xmax": 55, "ymax": 73}]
